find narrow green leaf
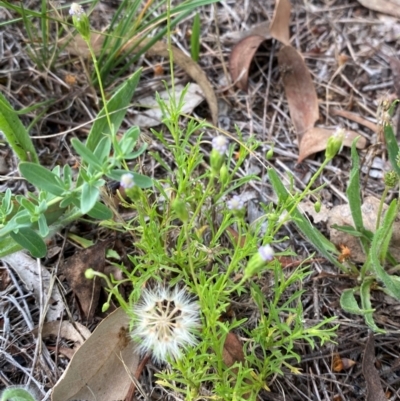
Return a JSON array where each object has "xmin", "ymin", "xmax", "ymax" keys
[
  {"xmin": 38, "ymin": 214, "xmax": 49, "ymax": 237},
  {"xmin": 268, "ymin": 168, "xmax": 342, "ymax": 269},
  {"xmin": 81, "ymin": 183, "xmax": 100, "ymax": 215},
  {"xmin": 340, "ymin": 288, "xmax": 367, "ymax": 315},
  {"xmin": 87, "ymin": 201, "xmax": 113, "ymax": 220},
  {"xmin": 331, "ymin": 224, "xmax": 363, "ymax": 237},
  {"xmin": 85, "ymin": 69, "xmax": 142, "ymax": 152},
  {"xmin": 71, "ymin": 138, "xmax": 103, "ymax": 170},
  {"xmin": 19, "ymin": 162, "xmax": 64, "ymax": 196},
  {"xmin": 93, "ymin": 135, "xmax": 112, "ymax": 163},
  {"xmin": 360, "ymin": 279, "xmax": 385, "ymax": 333},
  {"xmin": 190, "ymin": 13, "xmax": 201, "ymax": 62},
  {"xmin": 384, "ymin": 120, "xmax": 400, "ymax": 176},
  {"xmin": 0, "ymin": 235, "xmax": 23, "ymax": 258},
  {"xmin": 0, "ymin": 91, "xmax": 39, "ymax": 163},
  {"xmin": 10, "ymin": 227, "xmax": 47, "ymax": 258},
  {"xmin": 346, "ymin": 139, "xmax": 369, "ymax": 251},
  {"xmin": 370, "ymin": 201, "xmax": 400, "ymax": 299}
]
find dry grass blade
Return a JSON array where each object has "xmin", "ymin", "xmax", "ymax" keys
[
  {"xmin": 270, "ymin": 0, "xmax": 292, "ymax": 46},
  {"xmin": 277, "ymin": 46, "xmax": 319, "ymax": 141}
]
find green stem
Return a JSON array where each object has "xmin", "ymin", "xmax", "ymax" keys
[{"xmin": 376, "ymin": 186, "xmax": 389, "ymax": 230}]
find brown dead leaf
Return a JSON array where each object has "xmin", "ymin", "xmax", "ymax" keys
[
  {"xmin": 222, "ymin": 21, "xmax": 271, "ymax": 44},
  {"xmin": 298, "ymin": 127, "xmax": 367, "ymax": 163},
  {"xmin": 357, "ymin": 0, "xmax": 400, "ymax": 18},
  {"xmin": 62, "ymin": 34, "xmax": 218, "ymax": 125},
  {"xmin": 388, "ymin": 56, "xmax": 400, "ymax": 98},
  {"xmin": 61, "ymin": 241, "xmax": 108, "ymax": 320},
  {"xmin": 278, "ymin": 46, "xmax": 319, "ymax": 139},
  {"xmin": 328, "ymin": 196, "xmax": 400, "ymax": 263},
  {"xmin": 333, "ymin": 353, "xmax": 356, "ymax": 372},
  {"xmin": 229, "ymin": 35, "xmax": 268, "ymax": 92},
  {"xmin": 363, "ymin": 333, "xmax": 387, "ymax": 401},
  {"xmin": 222, "ymin": 332, "xmax": 245, "ymax": 367},
  {"xmin": 270, "ymin": 0, "xmax": 292, "ymax": 46},
  {"xmin": 52, "ymin": 308, "xmax": 139, "ymax": 401}
]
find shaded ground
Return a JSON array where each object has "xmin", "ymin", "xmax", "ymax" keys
[{"xmin": 1, "ymin": 0, "xmax": 400, "ymax": 400}]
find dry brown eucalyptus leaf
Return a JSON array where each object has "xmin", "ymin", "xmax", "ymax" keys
[
  {"xmin": 278, "ymin": 46, "xmax": 319, "ymax": 140},
  {"xmin": 52, "ymin": 308, "xmax": 139, "ymax": 401},
  {"xmin": 363, "ymin": 333, "xmax": 387, "ymax": 401},
  {"xmin": 270, "ymin": 0, "xmax": 292, "ymax": 45},
  {"xmin": 229, "ymin": 35, "xmax": 267, "ymax": 92},
  {"xmin": 298, "ymin": 127, "xmax": 367, "ymax": 163},
  {"xmin": 357, "ymin": 0, "xmax": 400, "ymax": 18}
]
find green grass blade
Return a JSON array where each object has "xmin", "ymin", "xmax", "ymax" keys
[
  {"xmin": 384, "ymin": 122, "xmax": 400, "ymax": 176},
  {"xmin": 85, "ymin": 68, "xmax": 142, "ymax": 152},
  {"xmin": 191, "ymin": 13, "xmax": 201, "ymax": 62},
  {"xmin": 346, "ymin": 139, "xmax": 368, "ymax": 250},
  {"xmin": 0, "ymin": 92, "xmax": 39, "ymax": 164}
]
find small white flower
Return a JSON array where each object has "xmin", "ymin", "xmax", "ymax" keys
[
  {"xmin": 227, "ymin": 195, "xmax": 244, "ymax": 210},
  {"xmin": 69, "ymin": 3, "xmax": 85, "ymax": 19},
  {"xmin": 212, "ymin": 135, "xmax": 229, "ymax": 155},
  {"xmin": 131, "ymin": 286, "xmax": 200, "ymax": 363},
  {"xmin": 120, "ymin": 173, "xmax": 135, "ymax": 189},
  {"xmin": 258, "ymin": 244, "xmax": 274, "ymax": 262}
]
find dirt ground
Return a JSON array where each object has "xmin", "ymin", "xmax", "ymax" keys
[{"xmin": 1, "ymin": 0, "xmax": 400, "ymax": 400}]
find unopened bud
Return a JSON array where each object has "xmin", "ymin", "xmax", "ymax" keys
[
  {"xmin": 244, "ymin": 244, "xmax": 275, "ymax": 278},
  {"xmin": 210, "ymin": 149, "xmax": 225, "ymax": 175},
  {"xmin": 384, "ymin": 171, "xmax": 397, "ymax": 188},
  {"xmin": 325, "ymin": 128, "xmax": 345, "ymax": 160},
  {"xmin": 314, "ymin": 199, "xmax": 321, "ymax": 213},
  {"xmin": 266, "ymin": 148, "xmax": 274, "ymax": 160},
  {"xmin": 219, "ymin": 163, "xmax": 229, "ymax": 185},
  {"xmin": 102, "ymin": 302, "xmax": 110, "ymax": 313},
  {"xmin": 172, "ymin": 199, "xmax": 189, "ymax": 222},
  {"xmin": 85, "ymin": 268, "xmax": 96, "ymax": 279}
]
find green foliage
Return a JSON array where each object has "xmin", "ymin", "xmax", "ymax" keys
[
  {"xmin": 0, "ymin": 92, "xmax": 39, "ymax": 164},
  {"xmin": 190, "ymin": 13, "xmax": 201, "ymax": 62},
  {"xmin": 0, "ymin": 386, "xmax": 38, "ymax": 401}
]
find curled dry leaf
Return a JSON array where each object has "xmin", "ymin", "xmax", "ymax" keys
[
  {"xmin": 278, "ymin": 46, "xmax": 319, "ymax": 139},
  {"xmin": 229, "ymin": 0, "xmax": 291, "ymax": 91},
  {"xmin": 52, "ymin": 308, "xmax": 139, "ymax": 401},
  {"xmin": 229, "ymin": 35, "xmax": 268, "ymax": 92},
  {"xmin": 357, "ymin": 0, "xmax": 400, "ymax": 18},
  {"xmin": 270, "ymin": 0, "xmax": 292, "ymax": 45},
  {"xmin": 61, "ymin": 34, "xmax": 218, "ymax": 125},
  {"xmin": 298, "ymin": 127, "xmax": 367, "ymax": 163}
]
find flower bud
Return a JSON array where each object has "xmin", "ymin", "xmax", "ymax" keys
[
  {"xmin": 314, "ymin": 199, "xmax": 321, "ymax": 213},
  {"xmin": 85, "ymin": 268, "xmax": 96, "ymax": 279},
  {"xmin": 219, "ymin": 163, "xmax": 229, "ymax": 185},
  {"xmin": 69, "ymin": 3, "xmax": 90, "ymax": 42},
  {"xmin": 102, "ymin": 302, "xmax": 110, "ymax": 313},
  {"xmin": 172, "ymin": 199, "xmax": 189, "ymax": 222},
  {"xmin": 210, "ymin": 149, "xmax": 225, "ymax": 175},
  {"xmin": 244, "ymin": 244, "xmax": 275, "ymax": 278},
  {"xmin": 325, "ymin": 128, "xmax": 345, "ymax": 161},
  {"xmin": 266, "ymin": 148, "xmax": 274, "ymax": 160},
  {"xmin": 384, "ymin": 171, "xmax": 397, "ymax": 188},
  {"xmin": 0, "ymin": 386, "xmax": 38, "ymax": 401}
]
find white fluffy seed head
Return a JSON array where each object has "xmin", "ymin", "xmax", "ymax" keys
[{"xmin": 131, "ymin": 285, "xmax": 200, "ymax": 363}]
